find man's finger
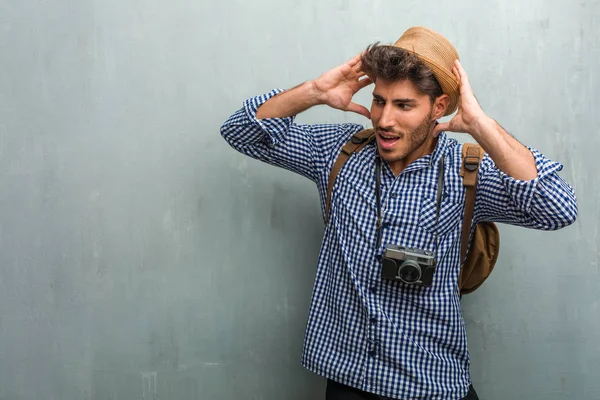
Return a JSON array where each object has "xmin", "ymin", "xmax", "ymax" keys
[
  {"xmin": 358, "ymin": 76, "xmax": 373, "ymax": 89},
  {"xmin": 346, "ymin": 102, "xmax": 371, "ymax": 119},
  {"xmin": 432, "ymin": 122, "xmax": 450, "ymax": 138},
  {"xmin": 353, "ymin": 61, "xmax": 363, "ymax": 73},
  {"xmin": 453, "ymin": 66, "xmax": 460, "ymax": 82},
  {"xmin": 455, "ymin": 60, "xmax": 473, "ymax": 95},
  {"xmin": 348, "ymin": 53, "xmax": 362, "ymax": 67}
]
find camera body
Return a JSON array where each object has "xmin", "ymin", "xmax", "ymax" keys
[{"xmin": 381, "ymin": 245, "xmax": 436, "ymax": 286}]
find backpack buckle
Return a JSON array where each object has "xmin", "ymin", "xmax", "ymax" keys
[
  {"xmin": 464, "ymin": 156, "xmax": 480, "ymax": 171},
  {"xmin": 351, "ymin": 135, "xmax": 369, "ymax": 145}
]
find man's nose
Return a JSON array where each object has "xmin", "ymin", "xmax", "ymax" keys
[{"xmin": 378, "ymin": 105, "xmax": 395, "ymax": 129}]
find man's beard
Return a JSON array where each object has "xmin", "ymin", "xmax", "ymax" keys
[{"xmin": 379, "ymin": 110, "xmax": 435, "ymax": 164}]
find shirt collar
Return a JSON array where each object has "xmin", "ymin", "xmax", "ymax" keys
[
  {"xmin": 371, "ymin": 131, "xmax": 449, "ymax": 175},
  {"xmin": 390, "ymin": 131, "xmax": 449, "ymax": 174},
  {"xmin": 429, "ymin": 131, "xmax": 449, "ymax": 166}
]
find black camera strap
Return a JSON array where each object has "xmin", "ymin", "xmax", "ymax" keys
[
  {"xmin": 433, "ymin": 156, "xmax": 444, "ymax": 259},
  {"xmin": 375, "ymin": 156, "xmax": 383, "ymax": 248},
  {"xmin": 375, "ymin": 156, "xmax": 444, "ymax": 251}
]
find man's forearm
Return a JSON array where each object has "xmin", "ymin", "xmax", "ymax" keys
[
  {"xmin": 473, "ymin": 117, "xmax": 538, "ymax": 181},
  {"xmin": 255, "ymin": 81, "xmax": 323, "ymax": 119}
]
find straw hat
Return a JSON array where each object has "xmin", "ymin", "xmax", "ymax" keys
[{"xmin": 392, "ymin": 27, "xmax": 460, "ymax": 116}]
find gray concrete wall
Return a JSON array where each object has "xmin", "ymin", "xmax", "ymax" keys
[{"xmin": 0, "ymin": 0, "xmax": 597, "ymax": 399}]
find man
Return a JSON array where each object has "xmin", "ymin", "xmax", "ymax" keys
[{"xmin": 220, "ymin": 27, "xmax": 577, "ymax": 400}]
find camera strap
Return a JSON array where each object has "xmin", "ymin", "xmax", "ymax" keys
[
  {"xmin": 433, "ymin": 156, "xmax": 445, "ymax": 259},
  {"xmin": 375, "ymin": 157, "xmax": 383, "ymax": 248},
  {"xmin": 375, "ymin": 156, "xmax": 444, "ymax": 251}
]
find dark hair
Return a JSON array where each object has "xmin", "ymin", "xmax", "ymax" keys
[{"xmin": 360, "ymin": 43, "xmax": 443, "ymax": 104}]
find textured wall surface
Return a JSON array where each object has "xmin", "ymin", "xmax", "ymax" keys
[{"xmin": 0, "ymin": 0, "xmax": 597, "ymax": 399}]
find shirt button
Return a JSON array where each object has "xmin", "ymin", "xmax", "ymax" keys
[
  {"xmin": 368, "ymin": 349, "xmax": 377, "ymax": 357},
  {"xmin": 390, "ymin": 192, "xmax": 397, "ymax": 198},
  {"xmin": 370, "ymin": 286, "xmax": 377, "ymax": 294},
  {"xmin": 370, "ymin": 317, "xmax": 377, "ymax": 325},
  {"xmin": 375, "ymin": 254, "xmax": 382, "ymax": 261}
]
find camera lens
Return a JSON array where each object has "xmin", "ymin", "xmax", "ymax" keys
[{"xmin": 398, "ymin": 260, "xmax": 421, "ymax": 284}]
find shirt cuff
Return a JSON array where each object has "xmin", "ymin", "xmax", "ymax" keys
[
  {"xmin": 498, "ymin": 148, "xmax": 564, "ymax": 213},
  {"xmin": 243, "ymin": 89, "xmax": 296, "ymax": 147}
]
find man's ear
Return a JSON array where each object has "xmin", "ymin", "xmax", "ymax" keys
[{"xmin": 432, "ymin": 94, "xmax": 450, "ymax": 120}]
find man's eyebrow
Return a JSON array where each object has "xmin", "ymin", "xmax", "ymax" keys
[{"xmin": 372, "ymin": 94, "xmax": 417, "ymax": 104}]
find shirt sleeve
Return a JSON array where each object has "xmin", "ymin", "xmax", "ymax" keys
[
  {"xmin": 473, "ymin": 148, "xmax": 578, "ymax": 230},
  {"xmin": 220, "ymin": 89, "xmax": 363, "ymax": 183}
]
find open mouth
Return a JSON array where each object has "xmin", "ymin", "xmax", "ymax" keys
[{"xmin": 377, "ymin": 131, "xmax": 401, "ymax": 150}]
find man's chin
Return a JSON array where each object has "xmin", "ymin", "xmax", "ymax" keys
[{"xmin": 377, "ymin": 148, "xmax": 405, "ymax": 163}]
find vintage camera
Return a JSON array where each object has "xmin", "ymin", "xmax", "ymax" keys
[{"xmin": 381, "ymin": 245, "xmax": 436, "ymax": 286}]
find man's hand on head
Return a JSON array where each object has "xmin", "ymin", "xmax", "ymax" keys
[
  {"xmin": 433, "ymin": 60, "xmax": 492, "ymax": 139},
  {"xmin": 312, "ymin": 53, "xmax": 373, "ymax": 119}
]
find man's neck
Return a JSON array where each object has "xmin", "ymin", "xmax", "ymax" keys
[{"xmin": 388, "ymin": 135, "xmax": 439, "ymax": 176}]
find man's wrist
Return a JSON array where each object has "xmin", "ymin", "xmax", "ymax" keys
[
  {"xmin": 306, "ymin": 80, "xmax": 326, "ymax": 106},
  {"xmin": 256, "ymin": 81, "xmax": 322, "ymax": 119},
  {"xmin": 471, "ymin": 115, "xmax": 497, "ymax": 141}
]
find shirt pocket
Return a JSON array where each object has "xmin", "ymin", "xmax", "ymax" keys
[{"xmin": 418, "ymin": 183, "xmax": 463, "ymax": 237}]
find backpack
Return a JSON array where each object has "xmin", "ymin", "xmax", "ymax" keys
[{"xmin": 324, "ymin": 129, "xmax": 500, "ymax": 295}]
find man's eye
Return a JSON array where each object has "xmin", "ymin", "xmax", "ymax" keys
[
  {"xmin": 399, "ymin": 104, "xmax": 412, "ymax": 110},
  {"xmin": 373, "ymin": 99, "xmax": 384, "ymax": 105}
]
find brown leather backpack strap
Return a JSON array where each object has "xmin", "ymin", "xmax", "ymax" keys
[
  {"xmin": 459, "ymin": 143, "xmax": 485, "ymax": 270},
  {"xmin": 325, "ymin": 129, "xmax": 375, "ymax": 224}
]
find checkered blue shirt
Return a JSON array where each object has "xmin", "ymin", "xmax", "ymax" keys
[{"xmin": 220, "ymin": 90, "xmax": 578, "ymax": 399}]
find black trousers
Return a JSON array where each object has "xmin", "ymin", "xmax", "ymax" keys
[{"xmin": 325, "ymin": 379, "xmax": 479, "ymax": 400}]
